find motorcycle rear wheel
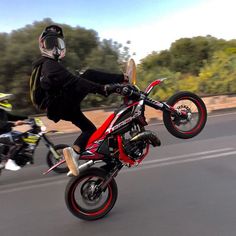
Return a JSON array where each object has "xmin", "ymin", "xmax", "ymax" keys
[
  {"xmin": 65, "ymin": 167, "xmax": 118, "ymax": 221},
  {"xmin": 163, "ymin": 91, "xmax": 207, "ymax": 139}
]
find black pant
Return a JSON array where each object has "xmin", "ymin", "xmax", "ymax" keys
[
  {"xmin": 72, "ymin": 110, "xmax": 96, "ymax": 152},
  {"xmin": 71, "ymin": 69, "xmax": 124, "ymax": 152},
  {"xmin": 0, "ymin": 132, "xmax": 21, "ymax": 160}
]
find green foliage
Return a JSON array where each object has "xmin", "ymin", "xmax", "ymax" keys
[
  {"xmin": 85, "ymin": 39, "xmax": 121, "ymax": 72},
  {"xmin": 197, "ymin": 50, "xmax": 236, "ymax": 95},
  {"xmin": 137, "ymin": 35, "xmax": 236, "ymax": 101}
]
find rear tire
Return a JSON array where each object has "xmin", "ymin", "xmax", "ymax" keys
[
  {"xmin": 163, "ymin": 91, "xmax": 207, "ymax": 139},
  {"xmin": 65, "ymin": 167, "xmax": 118, "ymax": 221}
]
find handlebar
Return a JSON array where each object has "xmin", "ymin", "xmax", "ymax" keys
[
  {"xmin": 120, "ymin": 86, "xmax": 143, "ymax": 100},
  {"xmin": 24, "ymin": 118, "xmax": 44, "ymax": 129},
  {"xmin": 120, "ymin": 86, "xmax": 165, "ymax": 110},
  {"xmin": 23, "ymin": 118, "xmax": 36, "ymax": 126}
]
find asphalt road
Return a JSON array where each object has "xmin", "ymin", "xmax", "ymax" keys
[{"xmin": 1, "ymin": 110, "xmax": 236, "ymax": 236}]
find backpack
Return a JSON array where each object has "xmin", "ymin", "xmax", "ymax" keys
[{"xmin": 29, "ymin": 64, "xmax": 48, "ymax": 111}]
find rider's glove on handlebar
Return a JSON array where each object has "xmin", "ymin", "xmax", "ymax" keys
[
  {"xmin": 104, "ymin": 84, "xmax": 136, "ymax": 97},
  {"xmin": 121, "ymin": 86, "xmax": 133, "ymax": 96},
  {"xmin": 104, "ymin": 84, "xmax": 124, "ymax": 96}
]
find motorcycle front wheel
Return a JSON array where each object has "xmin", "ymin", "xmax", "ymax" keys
[
  {"xmin": 65, "ymin": 167, "xmax": 118, "ymax": 221},
  {"xmin": 163, "ymin": 91, "xmax": 207, "ymax": 139},
  {"xmin": 46, "ymin": 144, "xmax": 69, "ymax": 173}
]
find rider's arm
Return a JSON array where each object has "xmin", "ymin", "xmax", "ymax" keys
[
  {"xmin": 41, "ymin": 59, "xmax": 130, "ymax": 98},
  {"xmin": 41, "ymin": 59, "xmax": 111, "ymax": 96},
  {"xmin": 6, "ymin": 113, "xmax": 27, "ymax": 122},
  {"xmin": 0, "ymin": 110, "xmax": 17, "ymax": 133},
  {"xmin": 5, "ymin": 113, "xmax": 27, "ymax": 127}
]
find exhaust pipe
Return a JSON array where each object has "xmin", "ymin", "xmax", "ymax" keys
[
  {"xmin": 130, "ymin": 130, "xmax": 161, "ymax": 147},
  {"xmin": 67, "ymin": 160, "xmax": 96, "ymax": 177},
  {"xmin": 78, "ymin": 160, "xmax": 95, "ymax": 172}
]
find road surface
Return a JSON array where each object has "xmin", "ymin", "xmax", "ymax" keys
[{"xmin": 1, "ymin": 110, "xmax": 236, "ymax": 236}]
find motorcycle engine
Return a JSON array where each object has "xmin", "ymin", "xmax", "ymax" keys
[
  {"xmin": 122, "ymin": 125, "xmax": 147, "ymax": 160},
  {"xmin": 122, "ymin": 125, "xmax": 161, "ymax": 160},
  {"xmin": 123, "ymin": 139, "xmax": 146, "ymax": 160}
]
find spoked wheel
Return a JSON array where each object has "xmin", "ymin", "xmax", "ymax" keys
[
  {"xmin": 65, "ymin": 168, "xmax": 118, "ymax": 221},
  {"xmin": 46, "ymin": 144, "xmax": 69, "ymax": 173},
  {"xmin": 163, "ymin": 91, "xmax": 207, "ymax": 139}
]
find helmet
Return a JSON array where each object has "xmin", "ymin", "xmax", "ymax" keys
[
  {"xmin": 0, "ymin": 93, "xmax": 13, "ymax": 111},
  {"xmin": 39, "ymin": 25, "xmax": 66, "ymax": 60}
]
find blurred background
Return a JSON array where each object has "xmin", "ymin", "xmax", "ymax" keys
[{"xmin": 1, "ymin": 0, "xmax": 236, "ymax": 114}]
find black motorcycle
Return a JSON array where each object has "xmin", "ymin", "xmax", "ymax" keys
[{"xmin": 0, "ymin": 117, "xmax": 69, "ymax": 175}]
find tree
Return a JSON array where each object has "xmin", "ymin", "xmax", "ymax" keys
[{"xmin": 198, "ymin": 50, "xmax": 236, "ymax": 95}]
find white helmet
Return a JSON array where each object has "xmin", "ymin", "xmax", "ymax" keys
[
  {"xmin": 39, "ymin": 25, "xmax": 66, "ymax": 60},
  {"xmin": 0, "ymin": 93, "xmax": 13, "ymax": 111}
]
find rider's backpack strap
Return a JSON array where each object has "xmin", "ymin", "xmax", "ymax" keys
[{"xmin": 29, "ymin": 62, "xmax": 47, "ymax": 111}]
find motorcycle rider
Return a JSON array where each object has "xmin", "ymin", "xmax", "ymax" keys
[
  {"xmin": 34, "ymin": 25, "xmax": 127, "ymax": 176},
  {"xmin": 0, "ymin": 93, "xmax": 27, "ymax": 170}
]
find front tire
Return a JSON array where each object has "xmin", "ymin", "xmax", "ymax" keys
[
  {"xmin": 46, "ymin": 144, "xmax": 69, "ymax": 173},
  {"xmin": 163, "ymin": 91, "xmax": 207, "ymax": 139},
  {"xmin": 65, "ymin": 168, "xmax": 118, "ymax": 221}
]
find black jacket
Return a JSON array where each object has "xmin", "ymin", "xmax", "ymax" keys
[
  {"xmin": 33, "ymin": 57, "xmax": 124, "ymax": 122},
  {"xmin": 0, "ymin": 109, "xmax": 27, "ymax": 134}
]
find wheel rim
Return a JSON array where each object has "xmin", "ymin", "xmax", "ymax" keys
[
  {"xmin": 70, "ymin": 175, "xmax": 113, "ymax": 217},
  {"xmin": 171, "ymin": 97, "xmax": 205, "ymax": 134}
]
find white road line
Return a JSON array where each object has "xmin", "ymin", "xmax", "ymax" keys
[
  {"xmin": 0, "ymin": 179, "xmax": 67, "ymax": 194},
  {"xmin": 1, "ymin": 147, "xmax": 236, "ymax": 194},
  {"xmin": 208, "ymin": 111, "xmax": 236, "ymax": 118},
  {"xmin": 124, "ymin": 150, "xmax": 236, "ymax": 172},
  {"xmin": 142, "ymin": 147, "xmax": 235, "ymax": 165},
  {"xmin": 148, "ymin": 111, "xmax": 236, "ymax": 127}
]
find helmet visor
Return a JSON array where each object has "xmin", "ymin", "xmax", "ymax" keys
[
  {"xmin": 45, "ymin": 25, "xmax": 63, "ymax": 37},
  {"xmin": 44, "ymin": 36, "xmax": 65, "ymax": 50}
]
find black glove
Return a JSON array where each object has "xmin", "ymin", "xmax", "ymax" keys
[
  {"xmin": 121, "ymin": 85, "xmax": 141, "ymax": 100},
  {"xmin": 104, "ymin": 84, "xmax": 124, "ymax": 96},
  {"xmin": 104, "ymin": 84, "xmax": 137, "ymax": 98},
  {"xmin": 121, "ymin": 85, "xmax": 133, "ymax": 96}
]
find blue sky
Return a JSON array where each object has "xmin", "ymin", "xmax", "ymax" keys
[
  {"xmin": 0, "ymin": 0, "xmax": 199, "ymax": 32},
  {"xmin": 1, "ymin": 0, "xmax": 235, "ymax": 60}
]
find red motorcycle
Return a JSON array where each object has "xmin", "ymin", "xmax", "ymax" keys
[{"xmin": 46, "ymin": 59, "xmax": 207, "ymax": 220}]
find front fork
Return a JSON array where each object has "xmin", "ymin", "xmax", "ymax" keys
[
  {"xmin": 145, "ymin": 98, "xmax": 188, "ymax": 119},
  {"xmin": 41, "ymin": 134, "xmax": 61, "ymax": 160},
  {"xmin": 71, "ymin": 160, "xmax": 123, "ymax": 198},
  {"xmin": 87, "ymin": 161, "xmax": 124, "ymax": 199},
  {"xmin": 99, "ymin": 162, "xmax": 123, "ymax": 192}
]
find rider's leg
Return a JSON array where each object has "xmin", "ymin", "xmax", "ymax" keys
[
  {"xmin": 81, "ymin": 69, "xmax": 125, "ymax": 84},
  {"xmin": 5, "ymin": 145, "xmax": 21, "ymax": 171},
  {"xmin": 63, "ymin": 110, "xmax": 96, "ymax": 176},
  {"xmin": 0, "ymin": 132, "xmax": 21, "ymax": 171}
]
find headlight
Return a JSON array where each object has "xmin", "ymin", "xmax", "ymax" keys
[{"xmin": 41, "ymin": 126, "xmax": 47, "ymax": 132}]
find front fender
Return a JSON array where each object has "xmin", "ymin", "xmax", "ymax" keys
[{"xmin": 43, "ymin": 159, "xmax": 66, "ymax": 175}]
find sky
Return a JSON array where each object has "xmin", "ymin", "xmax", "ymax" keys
[{"xmin": 1, "ymin": 0, "xmax": 236, "ymax": 61}]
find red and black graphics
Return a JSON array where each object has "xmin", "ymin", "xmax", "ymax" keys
[{"xmin": 46, "ymin": 73, "xmax": 207, "ymax": 221}]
